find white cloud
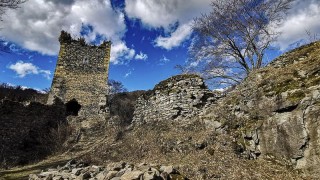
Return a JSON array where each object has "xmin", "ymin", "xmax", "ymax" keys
[
  {"xmin": 124, "ymin": 68, "xmax": 134, "ymax": 78},
  {"xmin": 155, "ymin": 22, "xmax": 193, "ymax": 50},
  {"xmin": 0, "ymin": 0, "xmax": 135, "ymax": 64},
  {"xmin": 8, "ymin": 61, "xmax": 51, "ymax": 79},
  {"xmin": 125, "ymin": 0, "xmax": 211, "ymax": 29},
  {"xmin": 160, "ymin": 55, "xmax": 170, "ymax": 63},
  {"xmin": 124, "ymin": 71, "xmax": 131, "ymax": 78},
  {"xmin": 125, "ymin": 1, "xmax": 177, "ymax": 28},
  {"xmin": 125, "ymin": 0, "xmax": 212, "ymax": 49},
  {"xmin": 9, "ymin": 61, "xmax": 37, "ymax": 77},
  {"xmin": 125, "ymin": 0, "xmax": 320, "ymax": 51},
  {"xmin": 135, "ymin": 51, "xmax": 148, "ymax": 60},
  {"xmin": 276, "ymin": 0, "xmax": 320, "ymax": 50},
  {"xmin": 110, "ymin": 42, "xmax": 135, "ymax": 64},
  {"xmin": 158, "ymin": 55, "xmax": 171, "ymax": 66},
  {"xmin": 39, "ymin": 70, "xmax": 52, "ymax": 79}
]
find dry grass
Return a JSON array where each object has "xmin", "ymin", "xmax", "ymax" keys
[
  {"xmin": 0, "ymin": 121, "xmax": 306, "ymax": 179},
  {"xmin": 77, "ymin": 121, "xmax": 305, "ymax": 179}
]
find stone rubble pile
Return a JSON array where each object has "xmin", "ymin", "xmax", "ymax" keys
[
  {"xmin": 132, "ymin": 74, "xmax": 218, "ymax": 124},
  {"xmin": 29, "ymin": 160, "xmax": 187, "ymax": 180}
]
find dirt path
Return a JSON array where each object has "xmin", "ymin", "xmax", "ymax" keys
[{"xmin": 0, "ymin": 158, "xmax": 70, "ymax": 180}]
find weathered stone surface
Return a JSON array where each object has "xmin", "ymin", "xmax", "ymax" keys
[
  {"xmin": 71, "ymin": 168, "xmax": 83, "ymax": 176},
  {"xmin": 259, "ymin": 110, "xmax": 308, "ymax": 162},
  {"xmin": 79, "ymin": 171, "xmax": 91, "ymax": 179},
  {"xmin": 132, "ymin": 74, "xmax": 218, "ymax": 124},
  {"xmin": 120, "ymin": 170, "xmax": 143, "ymax": 180},
  {"xmin": 160, "ymin": 165, "xmax": 175, "ymax": 174},
  {"xmin": 107, "ymin": 162, "xmax": 126, "ymax": 171},
  {"xmin": 105, "ymin": 171, "xmax": 118, "ymax": 179},
  {"xmin": 201, "ymin": 41, "xmax": 320, "ymax": 177},
  {"xmin": 143, "ymin": 171, "xmax": 157, "ymax": 180},
  {"xmin": 110, "ymin": 177, "xmax": 121, "ymax": 180},
  {"xmin": 47, "ymin": 31, "xmax": 111, "ymax": 117},
  {"xmin": 29, "ymin": 161, "xmax": 187, "ymax": 180},
  {"xmin": 52, "ymin": 176, "xmax": 63, "ymax": 180},
  {"xmin": 293, "ymin": 89, "xmax": 320, "ymax": 173},
  {"xmin": 29, "ymin": 174, "xmax": 40, "ymax": 180},
  {"xmin": 169, "ymin": 174, "xmax": 185, "ymax": 180}
]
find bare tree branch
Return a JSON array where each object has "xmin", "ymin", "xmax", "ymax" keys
[
  {"xmin": 0, "ymin": 0, "xmax": 27, "ymax": 53},
  {"xmin": 187, "ymin": 0, "xmax": 294, "ymax": 87},
  {"xmin": 0, "ymin": 0, "xmax": 26, "ymax": 20}
]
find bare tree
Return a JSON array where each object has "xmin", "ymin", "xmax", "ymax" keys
[
  {"xmin": 0, "ymin": 0, "xmax": 27, "ymax": 52},
  {"xmin": 305, "ymin": 29, "xmax": 320, "ymax": 43},
  {"xmin": 188, "ymin": 0, "xmax": 294, "ymax": 86},
  {"xmin": 0, "ymin": 0, "xmax": 26, "ymax": 20},
  {"xmin": 108, "ymin": 79, "xmax": 128, "ymax": 95}
]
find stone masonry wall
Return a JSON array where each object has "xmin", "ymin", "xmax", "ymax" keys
[
  {"xmin": 47, "ymin": 31, "xmax": 111, "ymax": 117},
  {"xmin": 132, "ymin": 74, "xmax": 217, "ymax": 124}
]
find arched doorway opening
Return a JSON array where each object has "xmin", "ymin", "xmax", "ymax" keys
[{"xmin": 66, "ymin": 99, "xmax": 81, "ymax": 116}]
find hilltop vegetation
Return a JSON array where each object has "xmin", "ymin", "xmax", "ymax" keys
[{"xmin": 0, "ymin": 83, "xmax": 47, "ymax": 103}]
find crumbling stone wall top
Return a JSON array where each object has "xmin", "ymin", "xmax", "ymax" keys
[
  {"xmin": 132, "ymin": 74, "xmax": 217, "ymax": 124},
  {"xmin": 59, "ymin": 30, "xmax": 111, "ymax": 48},
  {"xmin": 154, "ymin": 74, "xmax": 203, "ymax": 90}
]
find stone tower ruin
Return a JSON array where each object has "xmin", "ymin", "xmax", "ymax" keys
[{"xmin": 47, "ymin": 31, "xmax": 111, "ymax": 117}]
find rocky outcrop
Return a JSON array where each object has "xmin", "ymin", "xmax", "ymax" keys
[
  {"xmin": 132, "ymin": 74, "xmax": 217, "ymax": 124},
  {"xmin": 29, "ymin": 160, "xmax": 187, "ymax": 180},
  {"xmin": 201, "ymin": 41, "xmax": 320, "ymax": 177}
]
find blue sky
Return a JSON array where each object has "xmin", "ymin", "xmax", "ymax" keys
[{"xmin": 0, "ymin": 0, "xmax": 319, "ymax": 91}]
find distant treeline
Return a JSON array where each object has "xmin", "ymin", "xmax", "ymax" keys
[
  {"xmin": 108, "ymin": 90, "xmax": 150, "ymax": 126},
  {"xmin": 0, "ymin": 83, "xmax": 48, "ymax": 104}
]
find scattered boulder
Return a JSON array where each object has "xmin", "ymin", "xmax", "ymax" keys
[
  {"xmin": 120, "ymin": 170, "xmax": 143, "ymax": 180},
  {"xmin": 29, "ymin": 160, "xmax": 187, "ymax": 180}
]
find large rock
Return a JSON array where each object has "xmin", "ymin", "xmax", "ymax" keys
[{"xmin": 120, "ymin": 170, "xmax": 143, "ymax": 180}]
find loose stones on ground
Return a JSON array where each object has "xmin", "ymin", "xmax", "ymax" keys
[{"xmin": 29, "ymin": 160, "xmax": 187, "ymax": 180}]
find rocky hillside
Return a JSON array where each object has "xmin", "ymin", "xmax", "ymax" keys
[
  {"xmin": 201, "ymin": 41, "xmax": 320, "ymax": 177},
  {"xmin": 59, "ymin": 42, "xmax": 320, "ymax": 179}
]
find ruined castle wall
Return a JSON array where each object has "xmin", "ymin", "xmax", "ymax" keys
[
  {"xmin": 132, "ymin": 74, "xmax": 217, "ymax": 124},
  {"xmin": 48, "ymin": 32, "xmax": 111, "ymax": 117}
]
